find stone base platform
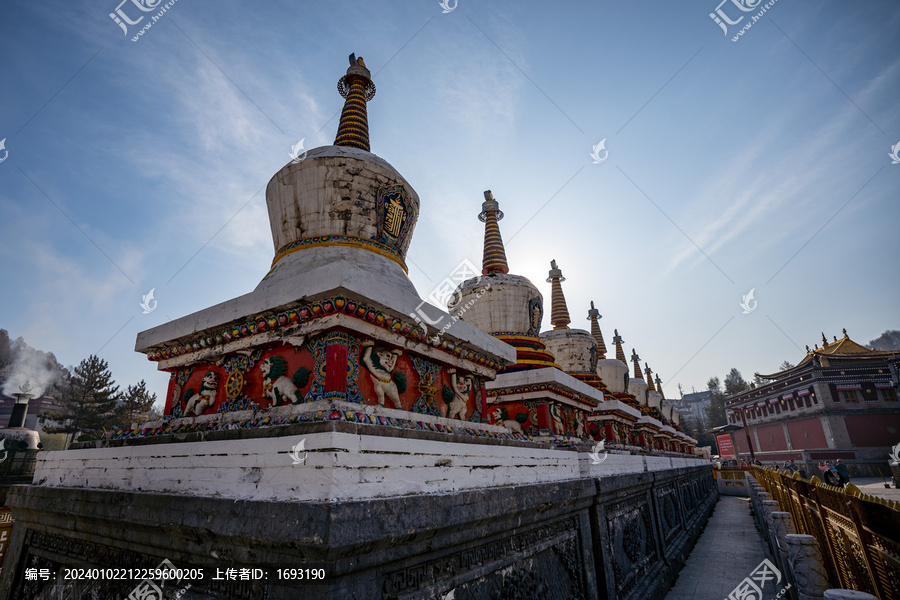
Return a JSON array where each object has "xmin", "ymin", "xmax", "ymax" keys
[{"xmin": 0, "ymin": 421, "xmax": 716, "ymax": 600}]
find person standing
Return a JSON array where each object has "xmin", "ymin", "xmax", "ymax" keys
[{"xmin": 835, "ymin": 459, "xmax": 850, "ymax": 487}]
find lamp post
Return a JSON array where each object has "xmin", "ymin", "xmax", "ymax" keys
[{"xmin": 738, "ymin": 404, "xmax": 756, "ymax": 462}]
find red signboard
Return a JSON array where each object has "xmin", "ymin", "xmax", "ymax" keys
[
  {"xmin": 0, "ymin": 507, "xmax": 12, "ymax": 568},
  {"xmin": 717, "ymin": 434, "xmax": 735, "ymax": 457}
]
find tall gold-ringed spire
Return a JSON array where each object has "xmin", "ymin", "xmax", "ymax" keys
[
  {"xmin": 587, "ymin": 301, "xmax": 607, "ymax": 358},
  {"xmin": 613, "ymin": 329, "xmax": 626, "ymax": 363},
  {"xmin": 656, "ymin": 375, "xmax": 665, "ymax": 400},
  {"xmin": 645, "ymin": 363, "xmax": 656, "ymax": 391},
  {"xmin": 547, "ymin": 260, "xmax": 571, "ymax": 330},
  {"xmin": 479, "ymin": 191, "xmax": 509, "ymax": 275},
  {"xmin": 334, "ymin": 53, "xmax": 376, "ymax": 151},
  {"xmin": 631, "ymin": 349, "xmax": 643, "ymax": 379}
]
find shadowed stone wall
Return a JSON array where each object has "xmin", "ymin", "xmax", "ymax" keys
[{"xmin": 0, "ymin": 461, "xmax": 715, "ymax": 600}]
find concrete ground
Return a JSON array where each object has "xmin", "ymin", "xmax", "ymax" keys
[
  {"xmin": 851, "ymin": 476, "xmax": 900, "ymax": 502},
  {"xmin": 664, "ymin": 496, "xmax": 772, "ymax": 600}
]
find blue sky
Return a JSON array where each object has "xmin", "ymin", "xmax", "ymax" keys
[{"xmin": 1, "ymin": 0, "xmax": 898, "ymax": 407}]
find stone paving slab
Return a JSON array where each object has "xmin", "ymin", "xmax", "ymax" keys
[
  {"xmin": 665, "ymin": 496, "xmax": 771, "ymax": 600},
  {"xmin": 850, "ymin": 477, "xmax": 900, "ymax": 502}
]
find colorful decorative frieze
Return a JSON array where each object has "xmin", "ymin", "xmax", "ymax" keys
[
  {"xmin": 145, "ymin": 295, "xmax": 504, "ymax": 372},
  {"xmin": 161, "ymin": 331, "xmax": 491, "ymax": 424}
]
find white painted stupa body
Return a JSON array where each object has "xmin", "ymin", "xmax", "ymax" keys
[
  {"xmin": 541, "ymin": 329, "xmax": 596, "ymax": 373},
  {"xmin": 454, "ymin": 274, "xmax": 542, "ymax": 336},
  {"xmin": 136, "ymin": 145, "xmax": 515, "ymax": 372},
  {"xmin": 598, "ymin": 359, "xmax": 629, "ymax": 394}
]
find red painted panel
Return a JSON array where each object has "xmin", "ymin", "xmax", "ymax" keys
[
  {"xmin": 167, "ymin": 344, "xmax": 316, "ymax": 417},
  {"xmin": 786, "ymin": 418, "xmax": 828, "ymax": 450},
  {"xmin": 757, "ymin": 423, "xmax": 788, "ymax": 451},
  {"xmin": 165, "ymin": 375, "xmax": 177, "ymax": 414},
  {"xmin": 845, "ymin": 413, "xmax": 900, "ymax": 446},
  {"xmin": 324, "ymin": 343, "xmax": 347, "ymax": 394},
  {"xmin": 537, "ymin": 404, "xmax": 550, "ymax": 430}
]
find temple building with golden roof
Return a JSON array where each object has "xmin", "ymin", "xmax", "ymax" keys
[{"xmin": 724, "ymin": 329, "xmax": 900, "ymax": 476}]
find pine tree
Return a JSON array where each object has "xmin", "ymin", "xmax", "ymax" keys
[
  {"xmin": 42, "ymin": 355, "xmax": 120, "ymax": 436},
  {"xmin": 704, "ymin": 376, "xmax": 727, "ymax": 428},
  {"xmin": 724, "ymin": 368, "xmax": 749, "ymax": 397},
  {"xmin": 114, "ymin": 380, "xmax": 157, "ymax": 428}
]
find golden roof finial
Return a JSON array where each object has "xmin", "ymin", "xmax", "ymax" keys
[
  {"xmin": 842, "ymin": 327, "xmax": 848, "ymax": 338},
  {"xmin": 587, "ymin": 301, "xmax": 607, "ymax": 358},
  {"xmin": 656, "ymin": 374, "xmax": 665, "ymax": 400},
  {"xmin": 822, "ymin": 332, "xmax": 828, "ymax": 346},
  {"xmin": 547, "ymin": 260, "xmax": 571, "ymax": 329}
]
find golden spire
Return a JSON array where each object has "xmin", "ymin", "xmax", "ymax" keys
[
  {"xmin": 656, "ymin": 375, "xmax": 665, "ymax": 400},
  {"xmin": 334, "ymin": 53, "xmax": 376, "ymax": 151},
  {"xmin": 645, "ymin": 363, "xmax": 655, "ymax": 391},
  {"xmin": 547, "ymin": 260, "xmax": 571, "ymax": 330},
  {"xmin": 479, "ymin": 191, "xmax": 509, "ymax": 275},
  {"xmin": 613, "ymin": 329, "xmax": 626, "ymax": 363},
  {"xmin": 631, "ymin": 349, "xmax": 643, "ymax": 379},
  {"xmin": 587, "ymin": 301, "xmax": 606, "ymax": 358}
]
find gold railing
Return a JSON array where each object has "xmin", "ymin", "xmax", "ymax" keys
[
  {"xmin": 713, "ymin": 467, "xmax": 749, "ymax": 480},
  {"xmin": 752, "ymin": 467, "xmax": 900, "ymax": 600}
]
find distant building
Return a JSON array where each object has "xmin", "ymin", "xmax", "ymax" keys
[
  {"xmin": 673, "ymin": 390, "xmax": 712, "ymax": 423},
  {"xmin": 724, "ymin": 330, "xmax": 900, "ymax": 476}
]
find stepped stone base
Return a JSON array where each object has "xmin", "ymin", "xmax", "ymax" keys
[{"xmin": 0, "ymin": 425, "xmax": 716, "ymax": 600}]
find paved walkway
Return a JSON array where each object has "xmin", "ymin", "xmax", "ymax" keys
[
  {"xmin": 851, "ymin": 477, "xmax": 900, "ymax": 502},
  {"xmin": 665, "ymin": 496, "xmax": 770, "ymax": 600}
]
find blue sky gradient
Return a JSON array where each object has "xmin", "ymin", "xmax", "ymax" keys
[{"xmin": 1, "ymin": 0, "xmax": 898, "ymax": 406}]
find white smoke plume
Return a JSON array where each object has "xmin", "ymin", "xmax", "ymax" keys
[{"xmin": 1, "ymin": 344, "xmax": 63, "ymax": 398}]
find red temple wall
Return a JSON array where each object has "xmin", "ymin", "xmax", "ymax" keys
[
  {"xmin": 845, "ymin": 413, "xmax": 900, "ymax": 446},
  {"xmin": 734, "ymin": 432, "xmax": 751, "ymax": 454},
  {"xmin": 786, "ymin": 418, "xmax": 828, "ymax": 450},
  {"xmin": 756, "ymin": 423, "xmax": 788, "ymax": 452}
]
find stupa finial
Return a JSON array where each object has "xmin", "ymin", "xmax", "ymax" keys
[
  {"xmin": 613, "ymin": 329, "xmax": 626, "ymax": 363},
  {"xmin": 587, "ymin": 301, "xmax": 606, "ymax": 358},
  {"xmin": 478, "ymin": 190, "xmax": 509, "ymax": 275},
  {"xmin": 656, "ymin": 375, "xmax": 665, "ymax": 400},
  {"xmin": 547, "ymin": 260, "xmax": 570, "ymax": 329},
  {"xmin": 645, "ymin": 363, "xmax": 655, "ymax": 391},
  {"xmin": 631, "ymin": 349, "xmax": 643, "ymax": 379},
  {"xmin": 334, "ymin": 53, "xmax": 376, "ymax": 151}
]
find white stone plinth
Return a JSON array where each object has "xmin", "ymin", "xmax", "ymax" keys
[
  {"xmin": 32, "ymin": 428, "xmax": 709, "ymax": 503},
  {"xmin": 597, "ymin": 359, "xmax": 628, "ymax": 394}
]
